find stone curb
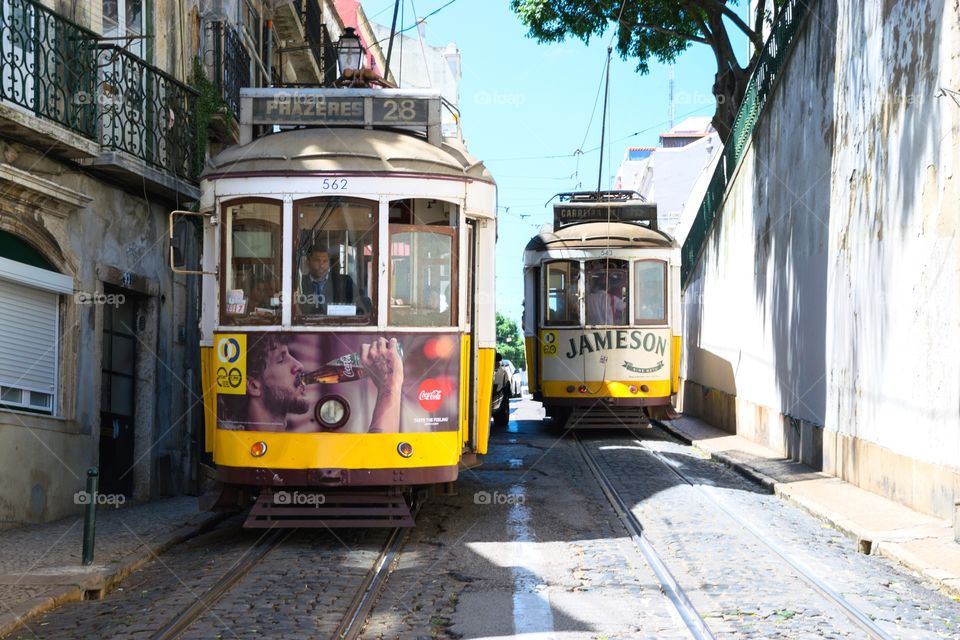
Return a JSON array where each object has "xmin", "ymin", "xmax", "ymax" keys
[
  {"xmin": 654, "ymin": 419, "xmax": 960, "ymax": 601},
  {"xmin": 0, "ymin": 508, "xmax": 232, "ymax": 638}
]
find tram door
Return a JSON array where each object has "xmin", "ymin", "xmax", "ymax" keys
[
  {"xmin": 99, "ymin": 288, "xmax": 137, "ymax": 496},
  {"xmin": 465, "ymin": 220, "xmax": 478, "ymax": 451}
]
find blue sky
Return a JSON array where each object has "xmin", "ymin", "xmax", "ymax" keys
[{"xmin": 359, "ymin": 0, "xmax": 750, "ymax": 327}]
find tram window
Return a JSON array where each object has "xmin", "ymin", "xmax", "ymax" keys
[
  {"xmin": 635, "ymin": 260, "xmax": 667, "ymax": 324},
  {"xmin": 585, "ymin": 259, "xmax": 629, "ymax": 326},
  {"xmin": 294, "ymin": 199, "xmax": 377, "ymax": 324},
  {"xmin": 388, "ymin": 198, "xmax": 455, "ymax": 226},
  {"xmin": 543, "ymin": 261, "xmax": 580, "ymax": 325},
  {"xmin": 389, "ymin": 226, "xmax": 456, "ymax": 327},
  {"xmin": 222, "ymin": 201, "xmax": 282, "ymax": 325}
]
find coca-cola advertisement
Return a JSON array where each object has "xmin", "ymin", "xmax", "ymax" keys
[{"xmin": 216, "ymin": 332, "xmax": 460, "ymax": 433}]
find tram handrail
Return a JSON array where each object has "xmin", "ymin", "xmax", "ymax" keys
[{"xmin": 169, "ymin": 210, "xmax": 217, "ymax": 276}]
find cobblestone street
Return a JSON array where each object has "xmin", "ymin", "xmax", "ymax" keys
[{"xmin": 5, "ymin": 398, "xmax": 960, "ymax": 639}]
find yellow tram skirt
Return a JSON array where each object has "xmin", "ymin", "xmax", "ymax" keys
[
  {"xmin": 541, "ymin": 379, "xmax": 672, "ymax": 399},
  {"xmin": 213, "ymin": 430, "xmax": 462, "ymax": 470}
]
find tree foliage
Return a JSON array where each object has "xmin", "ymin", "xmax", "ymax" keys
[
  {"xmin": 511, "ymin": 0, "xmax": 781, "ymax": 140},
  {"xmin": 496, "ymin": 313, "xmax": 526, "ymax": 370}
]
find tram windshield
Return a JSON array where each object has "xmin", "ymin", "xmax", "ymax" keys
[
  {"xmin": 585, "ymin": 259, "xmax": 629, "ymax": 326},
  {"xmin": 635, "ymin": 260, "xmax": 667, "ymax": 324},
  {"xmin": 544, "ymin": 261, "xmax": 580, "ymax": 325},
  {"xmin": 222, "ymin": 201, "xmax": 282, "ymax": 325},
  {"xmin": 294, "ymin": 198, "xmax": 376, "ymax": 324}
]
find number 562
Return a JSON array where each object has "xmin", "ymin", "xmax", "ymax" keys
[{"xmin": 321, "ymin": 178, "xmax": 347, "ymax": 190}]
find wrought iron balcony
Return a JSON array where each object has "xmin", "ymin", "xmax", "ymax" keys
[
  {"xmin": 0, "ymin": 0, "xmax": 200, "ymax": 193},
  {"xmin": 209, "ymin": 21, "xmax": 250, "ymax": 120},
  {"xmin": 94, "ymin": 44, "xmax": 199, "ymax": 183},
  {"xmin": 0, "ymin": 0, "xmax": 98, "ymax": 149}
]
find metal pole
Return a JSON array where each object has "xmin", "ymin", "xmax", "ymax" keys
[
  {"xmin": 597, "ymin": 45, "xmax": 613, "ymax": 194},
  {"xmin": 82, "ymin": 467, "xmax": 98, "ymax": 566},
  {"xmin": 384, "ymin": 0, "xmax": 401, "ymax": 82}
]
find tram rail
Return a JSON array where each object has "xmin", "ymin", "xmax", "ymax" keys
[
  {"xmin": 575, "ymin": 416, "xmax": 894, "ymax": 640},
  {"xmin": 150, "ymin": 526, "xmax": 292, "ymax": 640},
  {"xmin": 572, "ymin": 431, "xmax": 715, "ymax": 640},
  {"xmin": 637, "ymin": 422, "xmax": 893, "ymax": 640}
]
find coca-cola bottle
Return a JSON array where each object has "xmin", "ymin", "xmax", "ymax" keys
[
  {"xmin": 298, "ymin": 353, "xmax": 365, "ymax": 385},
  {"xmin": 298, "ymin": 344, "xmax": 403, "ymax": 386}
]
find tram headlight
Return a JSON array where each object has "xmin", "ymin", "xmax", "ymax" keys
[
  {"xmin": 629, "ymin": 385, "xmax": 638, "ymax": 394},
  {"xmin": 397, "ymin": 442, "xmax": 414, "ymax": 458},
  {"xmin": 250, "ymin": 441, "xmax": 268, "ymax": 457},
  {"xmin": 315, "ymin": 396, "xmax": 350, "ymax": 430},
  {"xmin": 578, "ymin": 385, "xmax": 588, "ymax": 394}
]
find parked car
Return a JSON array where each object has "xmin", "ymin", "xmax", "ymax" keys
[{"xmin": 511, "ymin": 369, "xmax": 526, "ymax": 397}]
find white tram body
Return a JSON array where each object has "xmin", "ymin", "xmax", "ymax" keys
[
  {"xmin": 522, "ymin": 193, "xmax": 682, "ymax": 422},
  {"xmin": 183, "ymin": 89, "xmax": 497, "ymax": 525}
]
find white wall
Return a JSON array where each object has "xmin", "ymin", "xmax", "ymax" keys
[{"xmin": 684, "ymin": 0, "xmax": 960, "ymax": 473}]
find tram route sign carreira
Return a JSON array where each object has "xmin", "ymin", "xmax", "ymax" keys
[{"xmin": 553, "ymin": 202, "xmax": 658, "ymax": 228}]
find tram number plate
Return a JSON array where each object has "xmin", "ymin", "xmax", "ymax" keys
[
  {"xmin": 373, "ymin": 98, "xmax": 428, "ymax": 124},
  {"xmin": 321, "ymin": 178, "xmax": 348, "ymax": 191},
  {"xmin": 541, "ymin": 330, "xmax": 558, "ymax": 357}
]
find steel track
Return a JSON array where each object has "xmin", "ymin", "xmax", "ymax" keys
[
  {"xmin": 637, "ymin": 424, "xmax": 894, "ymax": 640},
  {"xmin": 572, "ymin": 431, "xmax": 717, "ymax": 640},
  {"xmin": 150, "ymin": 525, "xmax": 292, "ymax": 640},
  {"xmin": 334, "ymin": 525, "xmax": 410, "ymax": 640}
]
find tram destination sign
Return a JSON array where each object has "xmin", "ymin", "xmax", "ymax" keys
[
  {"xmin": 553, "ymin": 202, "xmax": 658, "ymax": 228},
  {"xmin": 240, "ymin": 89, "xmax": 443, "ymax": 145}
]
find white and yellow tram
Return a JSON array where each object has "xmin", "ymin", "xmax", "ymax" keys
[
  {"xmin": 522, "ymin": 191, "xmax": 681, "ymax": 426},
  {"xmin": 177, "ymin": 89, "xmax": 497, "ymax": 526}
]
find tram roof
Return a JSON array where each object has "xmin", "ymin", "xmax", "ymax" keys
[
  {"xmin": 203, "ymin": 128, "xmax": 495, "ymax": 184},
  {"xmin": 525, "ymin": 221, "xmax": 676, "ymax": 252}
]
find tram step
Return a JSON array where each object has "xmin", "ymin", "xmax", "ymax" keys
[
  {"xmin": 567, "ymin": 406, "xmax": 650, "ymax": 429},
  {"xmin": 244, "ymin": 488, "xmax": 415, "ymax": 528}
]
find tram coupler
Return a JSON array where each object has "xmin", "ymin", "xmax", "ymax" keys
[{"xmin": 81, "ymin": 467, "xmax": 98, "ymax": 566}]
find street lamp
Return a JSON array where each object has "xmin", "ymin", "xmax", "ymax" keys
[{"xmin": 336, "ymin": 27, "xmax": 364, "ymax": 75}]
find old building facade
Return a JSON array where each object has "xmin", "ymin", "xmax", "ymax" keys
[{"xmin": 0, "ymin": 0, "xmax": 347, "ymax": 525}]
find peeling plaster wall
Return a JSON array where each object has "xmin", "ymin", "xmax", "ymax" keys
[
  {"xmin": 683, "ymin": 1, "xmax": 960, "ymax": 517},
  {"xmin": 0, "ymin": 142, "xmax": 195, "ymax": 525}
]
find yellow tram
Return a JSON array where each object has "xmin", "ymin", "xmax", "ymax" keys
[
  {"xmin": 522, "ymin": 191, "xmax": 681, "ymax": 426},
  {"xmin": 175, "ymin": 89, "xmax": 497, "ymax": 526}
]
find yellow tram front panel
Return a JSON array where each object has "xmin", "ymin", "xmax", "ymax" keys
[
  {"xmin": 213, "ymin": 430, "xmax": 461, "ymax": 469},
  {"xmin": 537, "ymin": 327, "xmax": 674, "ymax": 401},
  {"xmin": 207, "ymin": 330, "xmax": 468, "ymax": 466}
]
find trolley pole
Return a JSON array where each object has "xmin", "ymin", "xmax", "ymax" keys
[{"xmin": 82, "ymin": 467, "xmax": 98, "ymax": 566}]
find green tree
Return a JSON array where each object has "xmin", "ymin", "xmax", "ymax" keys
[
  {"xmin": 496, "ymin": 313, "xmax": 526, "ymax": 370},
  {"xmin": 511, "ymin": 0, "xmax": 780, "ymax": 141}
]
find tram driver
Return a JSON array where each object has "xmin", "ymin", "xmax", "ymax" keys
[{"xmin": 298, "ymin": 244, "xmax": 357, "ymax": 316}]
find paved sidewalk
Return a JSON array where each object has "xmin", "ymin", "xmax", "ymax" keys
[
  {"xmin": 0, "ymin": 496, "xmax": 227, "ymax": 638},
  {"xmin": 660, "ymin": 415, "xmax": 960, "ymax": 599}
]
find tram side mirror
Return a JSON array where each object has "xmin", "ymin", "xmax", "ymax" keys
[{"xmin": 168, "ymin": 210, "xmax": 216, "ymax": 275}]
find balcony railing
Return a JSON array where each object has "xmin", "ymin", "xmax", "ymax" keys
[
  {"xmin": 0, "ymin": 0, "xmax": 199, "ymax": 185},
  {"xmin": 209, "ymin": 21, "xmax": 250, "ymax": 119},
  {"xmin": 96, "ymin": 45, "xmax": 199, "ymax": 182},
  {"xmin": 0, "ymin": 0, "xmax": 97, "ymax": 137}
]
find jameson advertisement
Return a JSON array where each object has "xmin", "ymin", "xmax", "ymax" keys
[
  {"xmin": 215, "ymin": 332, "xmax": 460, "ymax": 433},
  {"xmin": 538, "ymin": 328, "xmax": 672, "ymax": 381}
]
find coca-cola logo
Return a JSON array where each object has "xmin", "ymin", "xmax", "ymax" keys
[{"xmin": 417, "ymin": 379, "xmax": 445, "ymax": 412}]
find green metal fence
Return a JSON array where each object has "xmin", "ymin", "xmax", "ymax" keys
[{"xmin": 681, "ymin": 0, "xmax": 815, "ymax": 285}]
